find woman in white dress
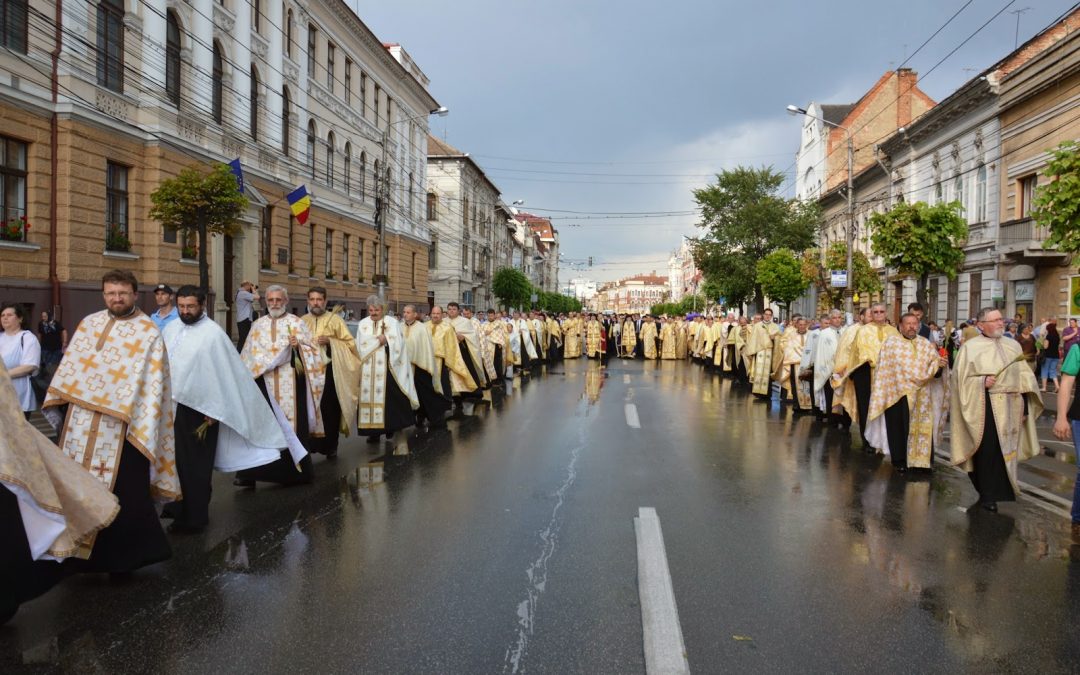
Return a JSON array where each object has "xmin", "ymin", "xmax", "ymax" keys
[{"xmin": 0, "ymin": 303, "xmax": 41, "ymax": 419}]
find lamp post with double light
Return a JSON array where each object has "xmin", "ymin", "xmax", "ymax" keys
[{"xmin": 787, "ymin": 104, "xmax": 855, "ymax": 318}]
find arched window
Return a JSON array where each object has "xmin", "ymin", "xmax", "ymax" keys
[
  {"xmin": 373, "ymin": 159, "xmax": 380, "ymax": 196},
  {"xmin": 307, "ymin": 120, "xmax": 317, "ymax": 179},
  {"xmin": 359, "ymin": 151, "xmax": 366, "ymax": 200},
  {"xmin": 249, "ymin": 66, "xmax": 260, "ymax": 139},
  {"xmin": 165, "ymin": 11, "xmax": 182, "ymax": 106},
  {"xmin": 282, "ymin": 87, "xmax": 291, "ymax": 156},
  {"xmin": 343, "ymin": 142, "xmax": 351, "ymax": 194},
  {"xmin": 326, "ymin": 132, "xmax": 335, "ymax": 188},
  {"xmin": 211, "ymin": 42, "xmax": 224, "ymax": 124},
  {"xmin": 953, "ymin": 174, "xmax": 964, "ymax": 214}
]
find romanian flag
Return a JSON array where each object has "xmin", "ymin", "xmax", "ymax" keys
[{"xmin": 287, "ymin": 185, "xmax": 312, "ymax": 225}]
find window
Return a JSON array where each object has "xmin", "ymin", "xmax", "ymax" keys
[
  {"xmin": 344, "ymin": 59, "xmax": 352, "ymax": 104},
  {"xmin": 261, "ymin": 206, "xmax": 272, "ymax": 268},
  {"xmin": 1019, "ymin": 175, "xmax": 1037, "ymax": 218},
  {"xmin": 282, "ymin": 87, "xmax": 291, "ymax": 156},
  {"xmin": 308, "ymin": 225, "xmax": 315, "ymax": 274},
  {"xmin": 1, "ymin": 0, "xmax": 28, "ymax": 52},
  {"xmin": 462, "ymin": 197, "xmax": 469, "ymax": 227},
  {"xmin": 343, "ymin": 142, "xmax": 351, "ymax": 194},
  {"xmin": 342, "ymin": 234, "xmax": 350, "ymax": 280},
  {"xmin": 462, "ymin": 242, "xmax": 468, "ymax": 270},
  {"xmin": 373, "ymin": 159, "xmax": 379, "ymax": 197},
  {"xmin": 428, "ymin": 239, "xmax": 437, "ymax": 268},
  {"xmin": 426, "ymin": 192, "xmax": 437, "ymax": 220},
  {"xmin": 252, "ymin": 0, "xmax": 261, "ymax": 34},
  {"xmin": 326, "ymin": 43, "xmax": 335, "ymax": 93},
  {"xmin": 0, "ymin": 136, "xmax": 28, "ymax": 242},
  {"xmin": 165, "ymin": 11, "xmax": 181, "ymax": 106},
  {"xmin": 325, "ymin": 228, "xmax": 333, "ymax": 277},
  {"xmin": 934, "ymin": 181, "xmax": 943, "ymax": 205},
  {"xmin": 307, "ymin": 24, "xmax": 316, "ymax": 78},
  {"xmin": 326, "ymin": 132, "xmax": 335, "ymax": 188},
  {"xmin": 359, "ymin": 152, "xmax": 366, "ymax": 200},
  {"xmin": 212, "ymin": 43, "xmax": 224, "ymax": 123},
  {"xmin": 249, "ymin": 66, "xmax": 259, "ymax": 139},
  {"xmin": 358, "ymin": 238, "xmax": 364, "ymax": 279},
  {"xmin": 105, "ymin": 162, "xmax": 129, "ymax": 249},
  {"xmin": 953, "ymin": 174, "xmax": 964, "ymax": 214},
  {"xmin": 374, "ymin": 85, "xmax": 381, "ymax": 126},
  {"xmin": 411, "ymin": 252, "xmax": 417, "ymax": 289},
  {"xmin": 96, "ymin": 0, "xmax": 124, "ymax": 92},
  {"xmin": 975, "ymin": 163, "xmax": 987, "ymax": 222},
  {"xmin": 307, "ymin": 120, "xmax": 316, "ymax": 179},
  {"xmin": 285, "ymin": 7, "xmax": 292, "ymax": 57},
  {"xmin": 385, "ymin": 98, "xmax": 392, "ymax": 131},
  {"xmin": 408, "ymin": 172, "xmax": 414, "ymax": 218},
  {"xmin": 360, "ymin": 72, "xmax": 367, "ymax": 118}
]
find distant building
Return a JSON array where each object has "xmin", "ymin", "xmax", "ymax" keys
[
  {"xmin": 514, "ymin": 212, "xmax": 560, "ymax": 293},
  {"xmin": 667, "ymin": 238, "xmax": 699, "ymax": 302},
  {"xmin": 591, "ymin": 272, "xmax": 669, "ymax": 314}
]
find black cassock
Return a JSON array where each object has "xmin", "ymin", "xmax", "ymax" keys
[
  {"xmin": 414, "ymin": 365, "xmax": 450, "ymax": 427},
  {"xmin": 968, "ymin": 391, "xmax": 1023, "ymax": 503},
  {"xmin": 236, "ymin": 376, "xmax": 313, "ymax": 485}
]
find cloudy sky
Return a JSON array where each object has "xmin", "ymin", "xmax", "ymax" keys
[{"xmin": 357, "ymin": 0, "xmax": 1077, "ymax": 282}]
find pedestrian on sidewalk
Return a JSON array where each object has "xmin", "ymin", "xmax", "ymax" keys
[
  {"xmin": 1051, "ymin": 345, "xmax": 1080, "ymax": 535},
  {"xmin": 1062, "ymin": 318, "xmax": 1080, "ymax": 358},
  {"xmin": 1040, "ymin": 321, "xmax": 1061, "ymax": 393},
  {"xmin": 0, "ymin": 304, "xmax": 40, "ymax": 419},
  {"xmin": 1016, "ymin": 323, "xmax": 1038, "ymax": 375}
]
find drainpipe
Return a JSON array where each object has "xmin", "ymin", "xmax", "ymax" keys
[{"xmin": 49, "ymin": 0, "xmax": 62, "ymax": 314}]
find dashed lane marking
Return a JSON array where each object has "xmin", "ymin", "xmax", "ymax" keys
[
  {"xmin": 625, "ymin": 403, "xmax": 641, "ymax": 428},
  {"xmin": 635, "ymin": 507, "xmax": 690, "ymax": 675}
]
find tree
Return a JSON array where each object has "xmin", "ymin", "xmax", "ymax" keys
[
  {"xmin": 1032, "ymin": 140, "xmax": 1080, "ymax": 259},
  {"xmin": 693, "ymin": 167, "xmax": 820, "ymax": 311},
  {"xmin": 492, "ymin": 267, "xmax": 533, "ymax": 310},
  {"xmin": 755, "ymin": 248, "xmax": 810, "ymax": 317},
  {"xmin": 869, "ymin": 200, "xmax": 967, "ymax": 307},
  {"xmin": 801, "ymin": 243, "xmax": 883, "ymax": 310},
  {"xmin": 149, "ymin": 164, "xmax": 248, "ymax": 292}
]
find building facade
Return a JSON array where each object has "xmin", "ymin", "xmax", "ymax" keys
[
  {"xmin": 0, "ymin": 0, "xmax": 436, "ymax": 332},
  {"xmin": 589, "ymin": 272, "xmax": 668, "ymax": 314}
]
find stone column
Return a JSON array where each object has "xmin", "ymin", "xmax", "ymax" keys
[
  {"xmin": 189, "ymin": 0, "xmax": 213, "ymax": 116},
  {"xmin": 140, "ymin": 0, "xmax": 167, "ymax": 92},
  {"xmin": 263, "ymin": 0, "xmax": 283, "ymax": 152}
]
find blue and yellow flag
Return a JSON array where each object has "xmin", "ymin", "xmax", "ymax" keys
[{"xmin": 287, "ymin": 185, "xmax": 312, "ymax": 225}]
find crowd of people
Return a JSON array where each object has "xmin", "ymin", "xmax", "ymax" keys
[{"xmin": 2, "ymin": 270, "xmax": 1078, "ymax": 625}]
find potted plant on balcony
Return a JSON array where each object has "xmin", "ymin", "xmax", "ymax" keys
[
  {"xmin": 0, "ymin": 216, "xmax": 29, "ymax": 242},
  {"xmin": 105, "ymin": 224, "xmax": 132, "ymax": 252},
  {"xmin": 181, "ymin": 244, "xmax": 197, "ymax": 260}
]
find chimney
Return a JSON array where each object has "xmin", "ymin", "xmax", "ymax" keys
[{"xmin": 896, "ymin": 68, "xmax": 917, "ymax": 128}]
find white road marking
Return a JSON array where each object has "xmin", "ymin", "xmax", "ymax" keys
[
  {"xmin": 635, "ymin": 507, "xmax": 690, "ymax": 675},
  {"xmin": 625, "ymin": 403, "xmax": 641, "ymax": 428},
  {"xmin": 624, "ymin": 373, "xmax": 631, "ymax": 384}
]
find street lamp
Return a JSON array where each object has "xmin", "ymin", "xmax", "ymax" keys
[
  {"xmin": 787, "ymin": 104, "xmax": 856, "ymax": 319},
  {"xmin": 375, "ymin": 106, "xmax": 449, "ymax": 302}
]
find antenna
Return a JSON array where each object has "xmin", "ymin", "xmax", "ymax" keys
[{"xmin": 1010, "ymin": 7, "xmax": 1032, "ymax": 49}]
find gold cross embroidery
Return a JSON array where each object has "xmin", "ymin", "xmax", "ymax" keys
[
  {"xmin": 78, "ymin": 355, "xmax": 97, "ymax": 372},
  {"xmin": 93, "ymin": 458, "xmax": 110, "ymax": 479},
  {"xmin": 122, "ymin": 340, "xmax": 141, "ymax": 358},
  {"xmin": 107, "ymin": 366, "xmax": 127, "ymax": 383}
]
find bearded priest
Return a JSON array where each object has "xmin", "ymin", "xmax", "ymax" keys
[
  {"xmin": 402, "ymin": 304, "xmax": 450, "ymax": 428},
  {"xmin": 162, "ymin": 286, "xmax": 287, "ymax": 532},
  {"xmin": 355, "ymin": 295, "xmax": 419, "ymax": 446},
  {"xmin": 302, "ymin": 287, "xmax": 361, "ymax": 459},
  {"xmin": 235, "ymin": 285, "xmax": 322, "ymax": 487}
]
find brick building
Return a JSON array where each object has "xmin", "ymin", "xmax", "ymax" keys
[{"xmin": 0, "ymin": 0, "xmax": 437, "ymax": 336}]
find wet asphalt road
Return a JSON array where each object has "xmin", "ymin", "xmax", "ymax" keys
[{"xmin": 3, "ymin": 358, "xmax": 1080, "ymax": 673}]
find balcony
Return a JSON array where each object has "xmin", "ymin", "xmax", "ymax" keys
[{"xmin": 998, "ymin": 217, "xmax": 1069, "ymax": 262}]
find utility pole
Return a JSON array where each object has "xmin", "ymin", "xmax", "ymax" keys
[
  {"xmin": 845, "ymin": 134, "xmax": 855, "ymax": 319},
  {"xmin": 375, "ymin": 128, "xmax": 390, "ymax": 303}
]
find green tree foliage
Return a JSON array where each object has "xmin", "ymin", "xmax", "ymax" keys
[
  {"xmin": 535, "ymin": 291, "xmax": 582, "ymax": 314},
  {"xmin": 801, "ymin": 243, "xmax": 883, "ymax": 310},
  {"xmin": 869, "ymin": 200, "xmax": 967, "ymax": 307},
  {"xmin": 149, "ymin": 164, "xmax": 248, "ymax": 292},
  {"xmin": 1032, "ymin": 140, "xmax": 1080, "ymax": 259},
  {"xmin": 692, "ymin": 167, "xmax": 820, "ymax": 310},
  {"xmin": 650, "ymin": 294, "xmax": 708, "ymax": 317},
  {"xmin": 491, "ymin": 267, "xmax": 533, "ymax": 310},
  {"xmin": 755, "ymin": 249, "xmax": 810, "ymax": 315}
]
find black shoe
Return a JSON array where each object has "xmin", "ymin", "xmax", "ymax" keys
[
  {"xmin": 0, "ymin": 602, "xmax": 16, "ymax": 626},
  {"xmin": 895, "ymin": 466, "xmax": 907, "ymax": 474},
  {"xmin": 980, "ymin": 501, "xmax": 998, "ymax": 513},
  {"xmin": 168, "ymin": 522, "xmax": 206, "ymax": 535},
  {"xmin": 366, "ymin": 435, "xmax": 382, "ymax": 444},
  {"xmin": 233, "ymin": 478, "xmax": 256, "ymax": 488},
  {"xmin": 325, "ymin": 452, "xmax": 338, "ymax": 460}
]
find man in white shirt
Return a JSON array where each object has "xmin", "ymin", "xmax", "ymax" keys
[{"xmin": 234, "ymin": 281, "xmax": 260, "ymax": 351}]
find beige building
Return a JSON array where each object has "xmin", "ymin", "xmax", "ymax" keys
[
  {"xmin": 589, "ymin": 272, "xmax": 668, "ymax": 314},
  {"xmin": 0, "ymin": 0, "xmax": 437, "ymax": 334},
  {"xmin": 995, "ymin": 9, "xmax": 1080, "ymax": 324}
]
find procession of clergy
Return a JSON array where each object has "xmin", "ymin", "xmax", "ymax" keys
[{"xmin": 1, "ymin": 269, "xmax": 1041, "ymax": 623}]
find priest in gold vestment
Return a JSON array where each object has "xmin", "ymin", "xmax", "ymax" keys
[
  {"xmin": 773, "ymin": 316, "xmax": 812, "ymax": 411},
  {"xmin": 621, "ymin": 315, "xmax": 638, "ymax": 358},
  {"xmin": 950, "ymin": 308, "xmax": 1042, "ymax": 511},
  {"xmin": 403, "ymin": 304, "xmax": 450, "ymax": 428},
  {"xmin": 563, "ymin": 312, "xmax": 582, "ymax": 359},
  {"xmin": 42, "ymin": 269, "xmax": 177, "ymax": 573},
  {"xmin": 832, "ymin": 303, "xmax": 899, "ymax": 451},
  {"xmin": 586, "ymin": 314, "xmax": 604, "ymax": 359},
  {"xmin": 237, "ymin": 285, "xmax": 323, "ymax": 485},
  {"xmin": 430, "ymin": 306, "xmax": 478, "ymax": 408},
  {"xmin": 641, "ymin": 315, "xmax": 659, "ymax": 360},
  {"xmin": 865, "ymin": 313, "xmax": 949, "ymax": 471},
  {"xmin": 746, "ymin": 310, "xmax": 780, "ymax": 398},
  {"xmin": 355, "ymin": 295, "xmax": 418, "ymax": 445},
  {"xmin": 660, "ymin": 317, "xmax": 677, "ymax": 359},
  {"xmin": 302, "ymin": 288, "xmax": 361, "ymax": 458}
]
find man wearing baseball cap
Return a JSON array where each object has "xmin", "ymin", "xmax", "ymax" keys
[{"xmin": 151, "ymin": 283, "xmax": 179, "ymax": 331}]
